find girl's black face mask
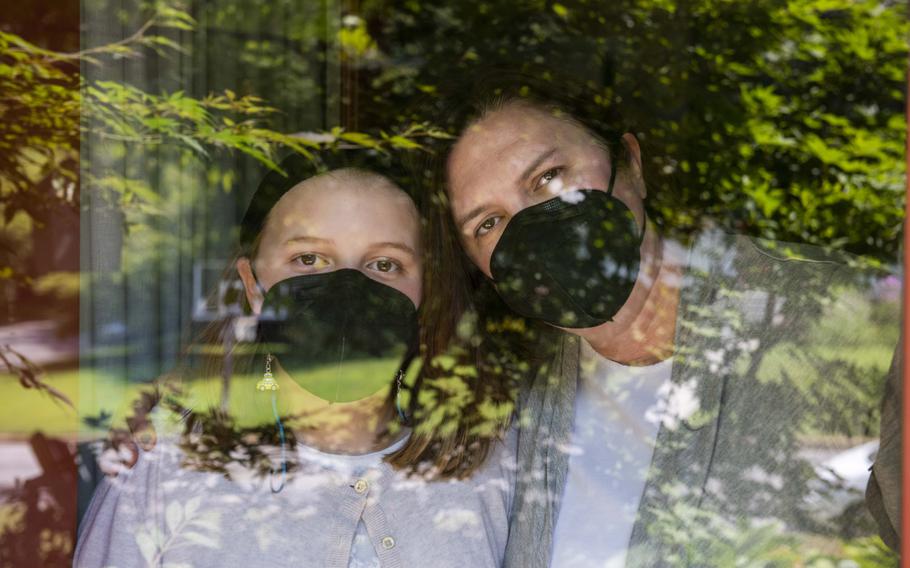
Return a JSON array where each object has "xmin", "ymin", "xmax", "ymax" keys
[
  {"xmin": 258, "ymin": 269, "xmax": 418, "ymax": 402},
  {"xmin": 489, "ymin": 168, "xmax": 644, "ymax": 329}
]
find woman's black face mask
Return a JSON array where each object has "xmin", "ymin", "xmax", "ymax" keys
[
  {"xmin": 489, "ymin": 167, "xmax": 644, "ymax": 329},
  {"xmin": 258, "ymin": 269, "xmax": 418, "ymax": 402}
]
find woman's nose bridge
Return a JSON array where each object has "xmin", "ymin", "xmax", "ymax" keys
[{"xmin": 511, "ymin": 190, "xmax": 537, "ymax": 215}]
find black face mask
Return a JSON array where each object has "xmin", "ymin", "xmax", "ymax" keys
[
  {"xmin": 257, "ymin": 269, "xmax": 419, "ymax": 403},
  {"xmin": 489, "ymin": 170, "xmax": 644, "ymax": 329}
]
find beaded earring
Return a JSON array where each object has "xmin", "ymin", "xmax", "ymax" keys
[{"xmin": 256, "ymin": 353, "xmax": 285, "ymax": 493}]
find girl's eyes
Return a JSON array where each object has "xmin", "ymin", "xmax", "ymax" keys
[
  {"xmin": 535, "ymin": 167, "xmax": 563, "ymax": 190},
  {"xmin": 475, "ymin": 215, "xmax": 503, "ymax": 238},
  {"xmin": 365, "ymin": 257, "xmax": 401, "ymax": 274},
  {"xmin": 290, "ymin": 254, "xmax": 402, "ymax": 275},
  {"xmin": 292, "ymin": 253, "xmax": 330, "ymax": 270}
]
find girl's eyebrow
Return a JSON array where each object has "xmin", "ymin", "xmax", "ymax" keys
[
  {"xmin": 284, "ymin": 235, "xmax": 334, "ymax": 246},
  {"xmin": 368, "ymin": 241, "xmax": 418, "ymax": 258}
]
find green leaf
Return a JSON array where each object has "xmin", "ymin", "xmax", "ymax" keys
[
  {"xmin": 338, "ymin": 131, "xmax": 383, "ymax": 150},
  {"xmin": 388, "ymin": 135, "xmax": 422, "ymax": 150},
  {"xmin": 175, "ymin": 135, "xmax": 208, "ymax": 157}
]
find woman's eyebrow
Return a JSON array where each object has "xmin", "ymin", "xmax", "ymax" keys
[
  {"xmin": 457, "ymin": 204, "xmax": 489, "ymax": 233},
  {"xmin": 518, "ymin": 147, "xmax": 557, "ymax": 184}
]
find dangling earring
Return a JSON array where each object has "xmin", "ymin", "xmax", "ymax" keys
[
  {"xmin": 395, "ymin": 369, "xmax": 409, "ymax": 423},
  {"xmin": 256, "ymin": 354, "xmax": 285, "ymax": 493},
  {"xmin": 256, "ymin": 353, "xmax": 279, "ymax": 391}
]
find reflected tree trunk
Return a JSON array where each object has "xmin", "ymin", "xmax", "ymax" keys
[{"xmin": 221, "ymin": 329, "xmax": 233, "ymax": 413}]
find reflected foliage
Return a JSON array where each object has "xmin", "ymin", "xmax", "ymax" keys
[
  {"xmin": 354, "ymin": 0, "xmax": 906, "ymax": 260},
  {"xmin": 0, "ymin": 0, "xmax": 904, "ymax": 565}
]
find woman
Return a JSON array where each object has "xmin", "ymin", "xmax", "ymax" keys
[
  {"xmin": 75, "ymin": 149, "xmax": 516, "ymax": 568},
  {"xmin": 428, "ymin": 69, "xmax": 895, "ymax": 567}
]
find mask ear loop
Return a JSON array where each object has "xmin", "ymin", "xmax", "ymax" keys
[
  {"xmin": 395, "ymin": 370, "xmax": 408, "ymax": 423},
  {"xmin": 270, "ymin": 391, "xmax": 287, "ymax": 494},
  {"xmin": 606, "ymin": 153, "xmax": 647, "ymax": 245},
  {"xmin": 248, "ymin": 263, "xmax": 269, "ymax": 302},
  {"xmin": 394, "ymin": 339, "xmax": 419, "ymax": 425},
  {"xmin": 605, "ymin": 157, "xmax": 619, "ymax": 197}
]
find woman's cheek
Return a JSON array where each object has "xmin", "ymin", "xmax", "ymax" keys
[
  {"xmin": 567, "ymin": 170, "xmax": 604, "ymax": 193},
  {"xmin": 478, "ymin": 246, "xmax": 495, "ymax": 280}
]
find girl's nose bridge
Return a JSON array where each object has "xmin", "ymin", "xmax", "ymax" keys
[
  {"xmin": 336, "ymin": 257, "xmax": 361, "ymax": 271},
  {"xmin": 333, "ymin": 245, "xmax": 367, "ymax": 272}
]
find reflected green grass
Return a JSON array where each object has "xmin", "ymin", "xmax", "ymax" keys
[
  {"xmin": 0, "ymin": 293, "xmax": 896, "ymax": 439},
  {"xmin": 0, "ymin": 357, "xmax": 414, "ymax": 436},
  {"xmin": 0, "ymin": 370, "xmax": 103, "ymax": 437},
  {"xmin": 184, "ymin": 357, "xmax": 410, "ymax": 428}
]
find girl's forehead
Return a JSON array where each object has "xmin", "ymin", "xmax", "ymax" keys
[
  {"xmin": 272, "ymin": 170, "xmax": 412, "ymax": 216},
  {"xmin": 259, "ymin": 170, "xmax": 419, "ymax": 245}
]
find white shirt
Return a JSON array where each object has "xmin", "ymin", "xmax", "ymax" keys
[
  {"xmin": 295, "ymin": 435, "xmax": 411, "ymax": 568},
  {"xmin": 75, "ymin": 409, "xmax": 517, "ymax": 568},
  {"xmin": 551, "ymin": 341, "xmax": 674, "ymax": 568}
]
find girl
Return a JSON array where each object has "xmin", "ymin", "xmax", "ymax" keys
[{"xmin": 75, "ymin": 150, "xmax": 516, "ymax": 568}]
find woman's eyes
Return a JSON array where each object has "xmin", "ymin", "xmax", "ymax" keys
[
  {"xmin": 365, "ymin": 257, "xmax": 402, "ymax": 274},
  {"xmin": 470, "ymin": 167, "xmax": 565, "ymax": 240},
  {"xmin": 475, "ymin": 215, "xmax": 503, "ymax": 238},
  {"xmin": 534, "ymin": 167, "xmax": 563, "ymax": 190}
]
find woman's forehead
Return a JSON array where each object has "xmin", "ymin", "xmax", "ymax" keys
[{"xmin": 455, "ymin": 104, "xmax": 591, "ymax": 167}]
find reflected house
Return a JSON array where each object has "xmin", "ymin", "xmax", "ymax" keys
[
  {"xmin": 192, "ymin": 261, "xmax": 247, "ymax": 324},
  {"xmin": 804, "ymin": 440, "xmax": 880, "ymax": 522}
]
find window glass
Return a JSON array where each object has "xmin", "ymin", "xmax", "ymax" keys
[{"xmin": 0, "ymin": 1, "xmax": 904, "ymax": 566}]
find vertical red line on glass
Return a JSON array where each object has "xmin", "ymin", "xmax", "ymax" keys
[{"xmin": 902, "ymin": 59, "xmax": 909, "ymax": 568}]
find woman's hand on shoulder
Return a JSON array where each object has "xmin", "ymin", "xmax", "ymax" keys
[{"xmin": 98, "ymin": 424, "xmax": 157, "ymax": 476}]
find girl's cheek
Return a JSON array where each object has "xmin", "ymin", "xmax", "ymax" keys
[
  {"xmin": 255, "ymin": 259, "xmax": 289, "ymax": 291},
  {"xmin": 405, "ymin": 279, "xmax": 422, "ymax": 308}
]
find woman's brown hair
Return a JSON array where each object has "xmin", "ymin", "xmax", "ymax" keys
[{"xmin": 387, "ymin": 67, "xmax": 666, "ymax": 476}]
